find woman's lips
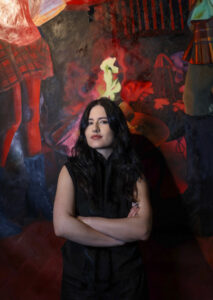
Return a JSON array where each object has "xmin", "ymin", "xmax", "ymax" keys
[{"xmin": 91, "ymin": 135, "xmax": 102, "ymax": 140}]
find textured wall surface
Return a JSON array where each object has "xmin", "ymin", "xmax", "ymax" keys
[{"xmin": 0, "ymin": 1, "xmax": 213, "ymax": 299}]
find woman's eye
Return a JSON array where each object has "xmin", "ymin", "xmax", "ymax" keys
[
  {"xmin": 88, "ymin": 121, "xmax": 93, "ymax": 125},
  {"xmin": 99, "ymin": 120, "xmax": 108, "ymax": 124}
]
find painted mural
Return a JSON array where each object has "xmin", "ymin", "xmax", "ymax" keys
[{"xmin": 0, "ymin": 0, "xmax": 213, "ymax": 299}]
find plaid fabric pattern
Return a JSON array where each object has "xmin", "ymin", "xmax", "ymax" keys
[
  {"xmin": 183, "ymin": 17, "xmax": 213, "ymax": 64},
  {"xmin": 0, "ymin": 37, "xmax": 53, "ymax": 92}
]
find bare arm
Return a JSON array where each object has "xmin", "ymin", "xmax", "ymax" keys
[
  {"xmin": 78, "ymin": 178, "xmax": 152, "ymax": 242},
  {"xmin": 53, "ymin": 166, "xmax": 124, "ymax": 247}
]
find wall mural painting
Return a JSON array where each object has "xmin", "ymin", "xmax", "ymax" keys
[{"xmin": 0, "ymin": 0, "xmax": 213, "ymax": 283}]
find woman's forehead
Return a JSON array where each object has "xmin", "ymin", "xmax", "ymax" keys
[{"xmin": 89, "ymin": 105, "xmax": 107, "ymax": 119}]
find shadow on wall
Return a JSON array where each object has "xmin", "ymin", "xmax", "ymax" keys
[{"xmin": 131, "ymin": 134, "xmax": 191, "ymax": 245}]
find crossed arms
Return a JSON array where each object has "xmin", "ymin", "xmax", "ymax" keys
[{"xmin": 53, "ymin": 166, "xmax": 152, "ymax": 247}]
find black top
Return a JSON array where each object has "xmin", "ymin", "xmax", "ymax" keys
[{"xmin": 62, "ymin": 152, "xmax": 143, "ymax": 283}]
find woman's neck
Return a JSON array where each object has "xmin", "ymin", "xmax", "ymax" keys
[{"xmin": 95, "ymin": 148, "xmax": 113, "ymax": 160}]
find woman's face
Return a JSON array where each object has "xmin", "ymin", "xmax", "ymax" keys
[{"xmin": 85, "ymin": 105, "xmax": 114, "ymax": 158}]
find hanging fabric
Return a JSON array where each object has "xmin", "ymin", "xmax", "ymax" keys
[
  {"xmin": 0, "ymin": 0, "xmax": 40, "ymax": 46},
  {"xmin": 66, "ymin": 0, "xmax": 113, "ymax": 5},
  {"xmin": 190, "ymin": 0, "xmax": 213, "ymax": 22},
  {"xmin": 30, "ymin": 0, "xmax": 66, "ymax": 26}
]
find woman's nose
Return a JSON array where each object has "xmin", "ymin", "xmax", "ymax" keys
[{"xmin": 92, "ymin": 122, "xmax": 100, "ymax": 132}]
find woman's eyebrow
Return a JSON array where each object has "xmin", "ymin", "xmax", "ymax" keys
[{"xmin": 88, "ymin": 117, "xmax": 108, "ymax": 120}]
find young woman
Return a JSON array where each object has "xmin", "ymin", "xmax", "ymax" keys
[{"xmin": 53, "ymin": 97, "xmax": 152, "ymax": 299}]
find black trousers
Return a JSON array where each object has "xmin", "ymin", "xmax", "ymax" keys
[{"xmin": 61, "ymin": 270, "xmax": 149, "ymax": 300}]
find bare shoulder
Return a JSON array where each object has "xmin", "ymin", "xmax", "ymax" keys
[
  {"xmin": 58, "ymin": 165, "xmax": 73, "ymax": 183},
  {"xmin": 54, "ymin": 165, "xmax": 75, "ymax": 216},
  {"xmin": 135, "ymin": 176, "xmax": 149, "ymax": 197},
  {"xmin": 134, "ymin": 176, "xmax": 151, "ymax": 208}
]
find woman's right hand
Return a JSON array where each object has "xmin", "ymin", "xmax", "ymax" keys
[{"xmin": 128, "ymin": 202, "xmax": 140, "ymax": 217}]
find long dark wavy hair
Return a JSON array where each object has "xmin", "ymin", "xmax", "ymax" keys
[{"xmin": 70, "ymin": 97, "xmax": 143, "ymax": 205}]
